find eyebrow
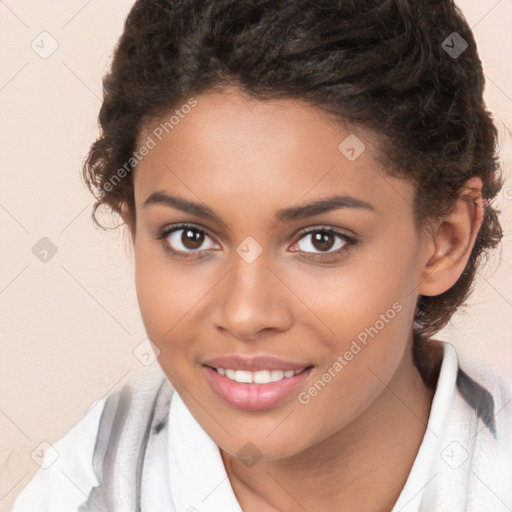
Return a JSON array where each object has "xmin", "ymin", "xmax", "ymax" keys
[{"xmin": 142, "ymin": 191, "xmax": 376, "ymax": 223}]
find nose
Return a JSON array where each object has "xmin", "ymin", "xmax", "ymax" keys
[{"xmin": 210, "ymin": 252, "xmax": 293, "ymax": 341}]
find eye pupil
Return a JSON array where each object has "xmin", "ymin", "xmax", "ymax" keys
[
  {"xmin": 182, "ymin": 228, "xmax": 204, "ymax": 249},
  {"xmin": 312, "ymin": 231, "xmax": 335, "ymax": 252}
]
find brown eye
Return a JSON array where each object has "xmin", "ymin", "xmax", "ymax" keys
[
  {"xmin": 310, "ymin": 231, "xmax": 336, "ymax": 252},
  {"xmin": 157, "ymin": 223, "xmax": 218, "ymax": 259},
  {"xmin": 180, "ymin": 227, "xmax": 205, "ymax": 250},
  {"xmin": 295, "ymin": 228, "xmax": 352, "ymax": 255}
]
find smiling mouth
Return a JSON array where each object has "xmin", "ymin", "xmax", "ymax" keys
[
  {"xmin": 207, "ymin": 366, "xmax": 310, "ymax": 384},
  {"xmin": 202, "ymin": 364, "xmax": 314, "ymax": 411}
]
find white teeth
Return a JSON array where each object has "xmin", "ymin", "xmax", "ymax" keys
[
  {"xmin": 216, "ymin": 367, "xmax": 305, "ymax": 384},
  {"xmin": 270, "ymin": 370, "xmax": 285, "ymax": 382},
  {"xmin": 253, "ymin": 370, "xmax": 271, "ymax": 383},
  {"xmin": 234, "ymin": 370, "xmax": 253, "ymax": 383}
]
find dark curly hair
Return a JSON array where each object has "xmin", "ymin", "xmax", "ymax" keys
[{"xmin": 82, "ymin": 0, "xmax": 504, "ymax": 387}]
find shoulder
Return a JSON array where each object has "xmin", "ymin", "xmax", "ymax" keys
[
  {"xmin": 11, "ymin": 396, "xmax": 106, "ymax": 512},
  {"xmin": 11, "ymin": 372, "xmax": 173, "ymax": 512},
  {"xmin": 417, "ymin": 343, "xmax": 512, "ymax": 510},
  {"xmin": 455, "ymin": 352, "xmax": 512, "ymax": 440},
  {"xmin": 448, "ymin": 349, "xmax": 512, "ymax": 507},
  {"xmin": 430, "ymin": 339, "xmax": 511, "ymax": 437}
]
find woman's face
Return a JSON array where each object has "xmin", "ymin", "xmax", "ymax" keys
[{"xmin": 131, "ymin": 87, "xmax": 431, "ymax": 460}]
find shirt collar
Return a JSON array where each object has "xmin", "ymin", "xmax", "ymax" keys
[
  {"xmin": 391, "ymin": 341, "xmax": 459, "ymax": 511},
  {"xmin": 168, "ymin": 390, "xmax": 243, "ymax": 511}
]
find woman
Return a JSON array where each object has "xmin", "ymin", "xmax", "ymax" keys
[{"xmin": 12, "ymin": 0, "xmax": 511, "ymax": 510}]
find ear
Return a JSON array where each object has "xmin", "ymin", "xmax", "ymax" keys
[{"xmin": 417, "ymin": 176, "xmax": 485, "ymax": 297}]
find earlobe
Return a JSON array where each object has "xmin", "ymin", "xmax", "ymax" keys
[{"xmin": 418, "ymin": 177, "xmax": 484, "ymax": 297}]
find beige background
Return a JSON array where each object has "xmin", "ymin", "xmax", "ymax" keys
[{"xmin": 1, "ymin": 0, "xmax": 511, "ymax": 510}]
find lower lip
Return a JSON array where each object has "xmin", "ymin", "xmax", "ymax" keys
[{"xmin": 203, "ymin": 366, "xmax": 312, "ymax": 411}]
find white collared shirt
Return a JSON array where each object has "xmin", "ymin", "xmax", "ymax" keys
[{"xmin": 11, "ymin": 342, "xmax": 512, "ymax": 511}]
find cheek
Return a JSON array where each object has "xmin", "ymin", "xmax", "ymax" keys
[
  {"xmin": 134, "ymin": 242, "xmax": 179, "ymax": 342},
  {"xmin": 294, "ymin": 253, "xmax": 413, "ymax": 340},
  {"xmin": 294, "ymin": 291, "xmax": 414, "ymax": 444},
  {"xmin": 296, "ymin": 251, "xmax": 417, "ymax": 397},
  {"xmin": 133, "ymin": 242, "xmax": 211, "ymax": 352}
]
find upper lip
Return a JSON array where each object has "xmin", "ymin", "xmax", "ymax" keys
[{"xmin": 202, "ymin": 355, "xmax": 311, "ymax": 372}]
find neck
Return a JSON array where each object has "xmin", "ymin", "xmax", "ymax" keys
[{"xmin": 222, "ymin": 339, "xmax": 439, "ymax": 512}]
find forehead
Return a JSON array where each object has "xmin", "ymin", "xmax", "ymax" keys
[{"xmin": 133, "ymin": 88, "xmax": 415, "ymax": 225}]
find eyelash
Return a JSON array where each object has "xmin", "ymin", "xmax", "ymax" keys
[{"xmin": 154, "ymin": 223, "xmax": 357, "ymax": 262}]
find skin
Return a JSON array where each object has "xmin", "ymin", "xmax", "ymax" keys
[{"xmin": 123, "ymin": 87, "xmax": 484, "ymax": 511}]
